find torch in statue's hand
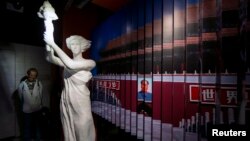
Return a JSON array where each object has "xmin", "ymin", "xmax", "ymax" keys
[{"xmin": 37, "ymin": 0, "xmax": 58, "ymax": 51}]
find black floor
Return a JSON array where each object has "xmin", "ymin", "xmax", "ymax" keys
[
  {"xmin": 94, "ymin": 114, "xmax": 142, "ymax": 141},
  {"xmin": 0, "ymin": 113, "xmax": 142, "ymax": 141}
]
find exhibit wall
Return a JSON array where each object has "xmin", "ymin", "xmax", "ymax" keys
[
  {"xmin": 0, "ymin": 42, "xmax": 52, "ymax": 139},
  {"xmin": 90, "ymin": 0, "xmax": 250, "ymax": 140}
]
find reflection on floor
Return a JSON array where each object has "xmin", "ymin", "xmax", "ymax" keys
[
  {"xmin": 0, "ymin": 113, "xmax": 142, "ymax": 141},
  {"xmin": 94, "ymin": 114, "xmax": 142, "ymax": 141}
]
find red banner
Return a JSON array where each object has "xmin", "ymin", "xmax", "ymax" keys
[
  {"xmin": 97, "ymin": 80, "xmax": 120, "ymax": 90},
  {"xmin": 189, "ymin": 85, "xmax": 250, "ymax": 107}
]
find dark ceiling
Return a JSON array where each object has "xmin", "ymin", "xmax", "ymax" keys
[
  {"xmin": 68, "ymin": 0, "xmax": 130, "ymax": 12},
  {"xmin": 0, "ymin": 0, "xmax": 130, "ymax": 46}
]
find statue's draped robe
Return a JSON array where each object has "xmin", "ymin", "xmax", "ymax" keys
[{"xmin": 60, "ymin": 68, "xmax": 95, "ymax": 141}]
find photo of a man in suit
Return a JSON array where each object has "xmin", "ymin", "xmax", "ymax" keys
[{"xmin": 137, "ymin": 78, "xmax": 152, "ymax": 116}]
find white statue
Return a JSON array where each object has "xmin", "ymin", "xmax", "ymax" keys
[
  {"xmin": 39, "ymin": 1, "xmax": 96, "ymax": 141},
  {"xmin": 44, "ymin": 34, "xmax": 96, "ymax": 141},
  {"xmin": 37, "ymin": 0, "xmax": 58, "ymax": 51}
]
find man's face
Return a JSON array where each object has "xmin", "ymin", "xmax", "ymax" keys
[
  {"xmin": 141, "ymin": 80, "xmax": 148, "ymax": 92},
  {"xmin": 27, "ymin": 71, "xmax": 37, "ymax": 82}
]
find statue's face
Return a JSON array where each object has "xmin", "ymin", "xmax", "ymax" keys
[{"xmin": 70, "ymin": 40, "xmax": 82, "ymax": 54}]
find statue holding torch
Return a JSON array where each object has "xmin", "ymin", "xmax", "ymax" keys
[
  {"xmin": 37, "ymin": 1, "xmax": 96, "ymax": 141},
  {"xmin": 37, "ymin": 0, "xmax": 58, "ymax": 51}
]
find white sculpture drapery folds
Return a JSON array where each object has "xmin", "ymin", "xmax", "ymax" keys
[{"xmin": 38, "ymin": 1, "xmax": 96, "ymax": 141}]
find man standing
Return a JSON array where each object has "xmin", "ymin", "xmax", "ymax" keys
[
  {"xmin": 138, "ymin": 79, "xmax": 152, "ymax": 102},
  {"xmin": 137, "ymin": 79, "xmax": 152, "ymax": 116},
  {"xmin": 18, "ymin": 68, "xmax": 43, "ymax": 141}
]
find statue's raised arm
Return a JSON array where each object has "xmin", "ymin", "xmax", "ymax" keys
[
  {"xmin": 37, "ymin": 0, "xmax": 58, "ymax": 51},
  {"xmin": 38, "ymin": 2, "xmax": 96, "ymax": 141}
]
